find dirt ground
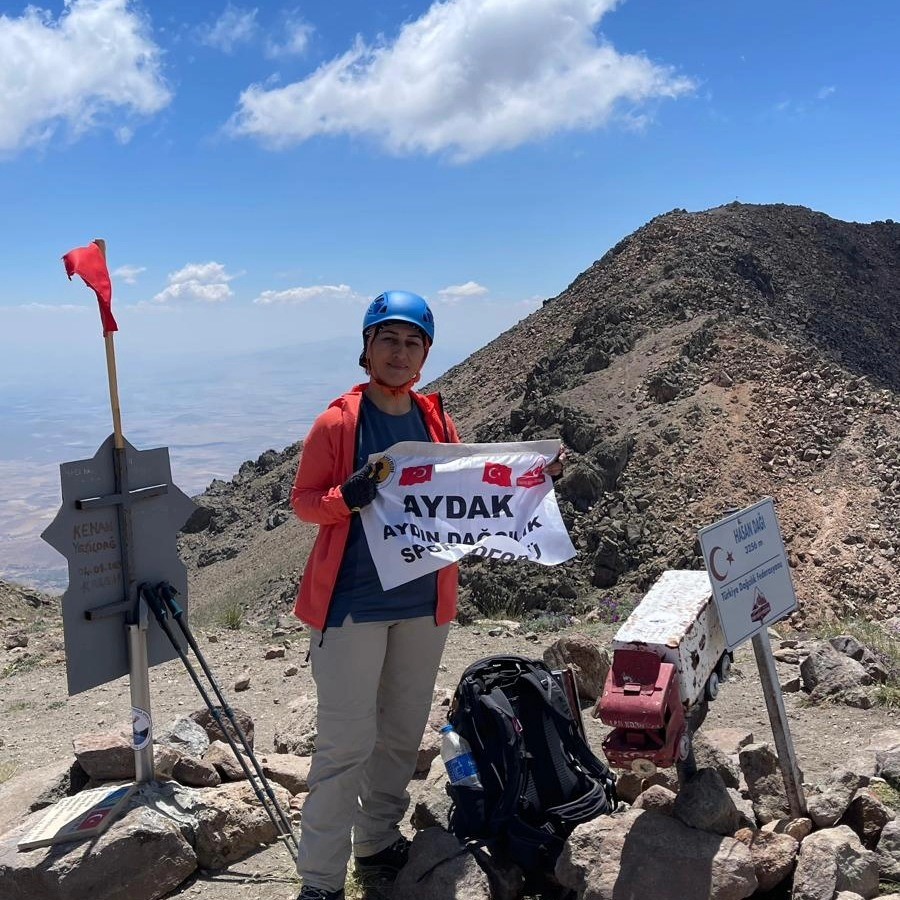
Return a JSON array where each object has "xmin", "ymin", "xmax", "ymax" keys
[{"xmin": 1, "ymin": 612, "xmax": 898, "ymax": 900}]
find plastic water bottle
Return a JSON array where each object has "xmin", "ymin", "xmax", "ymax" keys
[{"xmin": 440, "ymin": 724, "xmax": 482, "ymax": 787}]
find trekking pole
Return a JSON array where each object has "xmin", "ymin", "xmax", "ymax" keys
[
  {"xmin": 139, "ymin": 583, "xmax": 299, "ymax": 862},
  {"xmin": 152, "ymin": 582, "xmax": 300, "ymax": 857}
]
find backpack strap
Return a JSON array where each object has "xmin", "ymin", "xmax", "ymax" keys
[{"xmin": 478, "ymin": 688, "xmax": 527, "ymax": 830}]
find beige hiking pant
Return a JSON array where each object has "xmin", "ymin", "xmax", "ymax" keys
[{"xmin": 297, "ymin": 615, "xmax": 450, "ymax": 891}]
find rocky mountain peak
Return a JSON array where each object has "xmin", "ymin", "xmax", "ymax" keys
[{"xmin": 180, "ymin": 203, "xmax": 900, "ymax": 627}]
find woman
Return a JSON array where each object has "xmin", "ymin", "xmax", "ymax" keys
[{"xmin": 290, "ymin": 291, "xmax": 460, "ymax": 900}]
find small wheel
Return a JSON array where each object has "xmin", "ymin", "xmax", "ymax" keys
[
  {"xmin": 705, "ymin": 671, "xmax": 720, "ymax": 701},
  {"xmin": 717, "ymin": 653, "xmax": 732, "ymax": 681},
  {"xmin": 677, "ymin": 731, "xmax": 691, "ymax": 761}
]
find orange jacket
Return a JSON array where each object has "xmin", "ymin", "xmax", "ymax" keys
[{"xmin": 291, "ymin": 384, "xmax": 460, "ymax": 630}]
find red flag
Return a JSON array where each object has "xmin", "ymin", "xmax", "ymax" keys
[
  {"xmin": 482, "ymin": 462, "xmax": 512, "ymax": 487},
  {"xmin": 516, "ymin": 462, "xmax": 546, "ymax": 488},
  {"xmin": 399, "ymin": 464, "xmax": 433, "ymax": 486},
  {"xmin": 63, "ymin": 241, "xmax": 118, "ymax": 333}
]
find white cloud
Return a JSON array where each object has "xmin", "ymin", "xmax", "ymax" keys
[
  {"xmin": 112, "ymin": 264, "xmax": 146, "ymax": 284},
  {"xmin": 229, "ymin": 0, "xmax": 694, "ymax": 161},
  {"xmin": 3, "ymin": 303, "xmax": 88, "ymax": 312},
  {"xmin": 265, "ymin": 15, "xmax": 313, "ymax": 58},
  {"xmin": 0, "ymin": 0, "xmax": 171, "ymax": 153},
  {"xmin": 154, "ymin": 262, "xmax": 238, "ymax": 303},
  {"xmin": 199, "ymin": 5, "xmax": 258, "ymax": 52},
  {"xmin": 252, "ymin": 284, "xmax": 365, "ymax": 305},
  {"xmin": 817, "ymin": 85, "xmax": 836, "ymax": 100},
  {"xmin": 437, "ymin": 281, "xmax": 489, "ymax": 302}
]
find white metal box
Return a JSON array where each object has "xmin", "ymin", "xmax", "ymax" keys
[{"xmin": 612, "ymin": 570, "xmax": 727, "ymax": 709}]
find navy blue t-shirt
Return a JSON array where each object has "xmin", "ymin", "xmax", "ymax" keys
[{"xmin": 327, "ymin": 393, "xmax": 438, "ymax": 627}]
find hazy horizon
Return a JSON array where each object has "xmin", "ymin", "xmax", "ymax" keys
[{"xmin": 0, "ymin": 326, "xmax": 520, "ymax": 593}]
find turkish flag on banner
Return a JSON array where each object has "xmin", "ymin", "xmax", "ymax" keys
[
  {"xmin": 516, "ymin": 462, "xmax": 546, "ymax": 488},
  {"xmin": 360, "ymin": 439, "xmax": 575, "ymax": 591},
  {"xmin": 62, "ymin": 241, "xmax": 118, "ymax": 333},
  {"xmin": 482, "ymin": 462, "xmax": 512, "ymax": 487},
  {"xmin": 399, "ymin": 464, "xmax": 433, "ymax": 486}
]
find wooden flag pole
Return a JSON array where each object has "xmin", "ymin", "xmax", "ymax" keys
[
  {"xmin": 92, "ymin": 240, "xmax": 124, "ymax": 450},
  {"xmin": 90, "ymin": 238, "xmax": 154, "ymax": 782}
]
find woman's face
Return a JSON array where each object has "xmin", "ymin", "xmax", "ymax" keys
[{"xmin": 366, "ymin": 322, "xmax": 427, "ymax": 386}]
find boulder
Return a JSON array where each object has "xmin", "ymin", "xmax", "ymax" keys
[
  {"xmin": 829, "ymin": 636, "xmax": 889, "ymax": 682},
  {"xmin": 417, "ymin": 707, "xmax": 447, "ymax": 777},
  {"xmin": 761, "ymin": 817, "xmax": 813, "ymax": 842},
  {"xmin": 71, "ymin": 730, "xmax": 133, "ymax": 781},
  {"xmin": 410, "ymin": 756, "xmax": 453, "ymax": 832},
  {"xmin": 467, "ymin": 847, "xmax": 525, "ymax": 900},
  {"xmin": 876, "ymin": 748, "xmax": 900, "ymax": 790},
  {"xmin": 738, "ymin": 743, "xmax": 792, "ymax": 824},
  {"xmin": 792, "ymin": 825, "xmax": 879, "ymax": 900},
  {"xmin": 0, "ymin": 804, "xmax": 196, "ymax": 900},
  {"xmin": 673, "ymin": 768, "xmax": 742, "ymax": 835},
  {"xmin": 72, "ymin": 732, "xmax": 178, "ymax": 781},
  {"xmin": 556, "ymin": 808, "xmax": 757, "ymax": 900},
  {"xmin": 155, "ymin": 717, "xmax": 210, "ymax": 760},
  {"xmin": 877, "ymin": 819, "xmax": 900, "ymax": 884},
  {"xmin": 800, "ymin": 643, "xmax": 872, "ymax": 706},
  {"xmin": 393, "ymin": 827, "xmax": 491, "ymax": 900},
  {"xmin": 733, "ymin": 828, "xmax": 798, "ymax": 892},
  {"xmin": 260, "ymin": 753, "xmax": 312, "ymax": 795},
  {"xmin": 726, "ymin": 789, "xmax": 758, "ymax": 832},
  {"xmin": 691, "ymin": 732, "xmax": 742, "ymax": 789},
  {"xmin": 189, "ymin": 706, "xmax": 255, "ymax": 751},
  {"xmin": 807, "ymin": 768, "xmax": 863, "ymax": 828},
  {"xmin": 632, "ymin": 785, "xmax": 677, "ymax": 815},
  {"xmin": 839, "ymin": 788, "xmax": 893, "ymax": 849},
  {"xmin": 172, "ymin": 755, "xmax": 221, "ymax": 788},
  {"xmin": 192, "ymin": 780, "xmax": 291, "ymax": 870},
  {"xmin": 614, "ymin": 769, "xmax": 679, "ymax": 805},
  {"xmin": 542, "ymin": 634, "xmax": 610, "ymax": 700},
  {"xmin": 204, "ymin": 741, "xmax": 250, "ymax": 782}
]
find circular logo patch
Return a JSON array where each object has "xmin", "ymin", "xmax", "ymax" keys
[{"xmin": 373, "ymin": 455, "xmax": 395, "ymax": 488}]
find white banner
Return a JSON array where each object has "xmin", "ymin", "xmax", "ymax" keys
[{"xmin": 360, "ymin": 440, "xmax": 576, "ymax": 591}]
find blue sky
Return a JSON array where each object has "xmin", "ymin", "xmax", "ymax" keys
[
  {"xmin": 1, "ymin": 0, "xmax": 898, "ymax": 381},
  {"xmin": 1, "ymin": 0, "xmax": 898, "ymax": 587}
]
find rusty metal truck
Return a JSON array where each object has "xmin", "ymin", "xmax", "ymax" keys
[{"xmin": 593, "ymin": 569, "xmax": 732, "ymax": 773}]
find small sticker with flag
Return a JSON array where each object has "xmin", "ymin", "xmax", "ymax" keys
[
  {"xmin": 482, "ymin": 462, "xmax": 512, "ymax": 487},
  {"xmin": 516, "ymin": 462, "xmax": 546, "ymax": 488},
  {"xmin": 399, "ymin": 464, "xmax": 433, "ymax": 486}
]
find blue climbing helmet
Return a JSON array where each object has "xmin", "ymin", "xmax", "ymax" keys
[{"xmin": 362, "ymin": 290, "xmax": 435, "ymax": 344}]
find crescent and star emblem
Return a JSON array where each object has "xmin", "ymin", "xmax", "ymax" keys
[{"xmin": 709, "ymin": 545, "xmax": 734, "ymax": 582}]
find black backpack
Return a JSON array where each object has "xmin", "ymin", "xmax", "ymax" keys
[{"xmin": 446, "ymin": 654, "xmax": 617, "ymax": 871}]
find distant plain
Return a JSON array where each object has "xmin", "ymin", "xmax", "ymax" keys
[{"xmin": 0, "ymin": 337, "xmax": 472, "ymax": 592}]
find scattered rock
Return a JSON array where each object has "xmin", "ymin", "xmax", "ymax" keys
[
  {"xmin": 556, "ymin": 808, "xmax": 757, "ymax": 900},
  {"xmin": 542, "ymin": 634, "xmax": 609, "ymax": 700},
  {"xmin": 792, "ymin": 825, "xmax": 879, "ymax": 900}
]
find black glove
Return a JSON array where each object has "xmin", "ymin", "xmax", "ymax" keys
[{"xmin": 341, "ymin": 463, "xmax": 377, "ymax": 511}]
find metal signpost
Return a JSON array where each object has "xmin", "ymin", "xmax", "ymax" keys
[
  {"xmin": 698, "ymin": 497, "xmax": 807, "ymax": 817},
  {"xmin": 41, "ymin": 240, "xmax": 196, "ymax": 784},
  {"xmin": 27, "ymin": 240, "xmax": 299, "ymax": 862}
]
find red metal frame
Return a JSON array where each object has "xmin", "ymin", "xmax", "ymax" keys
[{"xmin": 594, "ymin": 649, "xmax": 687, "ymax": 770}]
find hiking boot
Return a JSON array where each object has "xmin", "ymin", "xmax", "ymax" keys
[
  {"xmin": 354, "ymin": 835, "xmax": 411, "ymax": 880},
  {"xmin": 296, "ymin": 886, "xmax": 344, "ymax": 900}
]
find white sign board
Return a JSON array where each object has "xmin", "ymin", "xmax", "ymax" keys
[
  {"xmin": 698, "ymin": 497, "xmax": 797, "ymax": 650},
  {"xmin": 360, "ymin": 440, "xmax": 576, "ymax": 591}
]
